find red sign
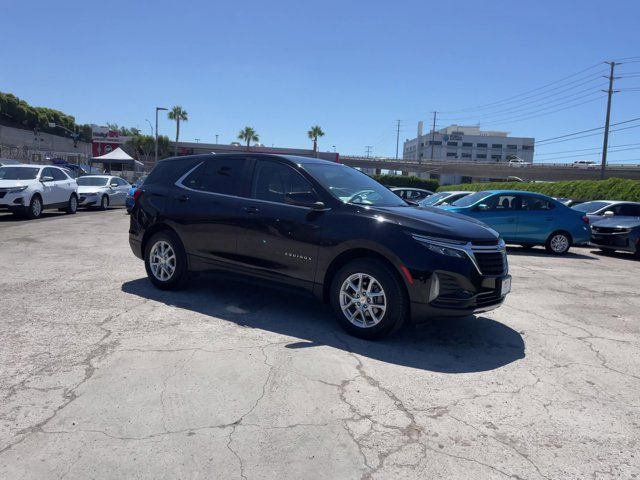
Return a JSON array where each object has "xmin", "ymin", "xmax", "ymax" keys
[{"xmin": 92, "ymin": 142, "xmax": 120, "ymax": 157}]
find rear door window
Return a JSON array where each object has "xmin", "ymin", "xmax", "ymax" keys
[
  {"xmin": 181, "ymin": 157, "xmax": 247, "ymax": 196},
  {"xmin": 521, "ymin": 195, "xmax": 554, "ymax": 211}
]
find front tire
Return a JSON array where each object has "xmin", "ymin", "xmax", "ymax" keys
[
  {"xmin": 99, "ymin": 195, "xmax": 109, "ymax": 210},
  {"xmin": 25, "ymin": 194, "xmax": 43, "ymax": 219},
  {"xmin": 330, "ymin": 258, "xmax": 407, "ymax": 340},
  {"xmin": 545, "ymin": 231, "xmax": 571, "ymax": 255},
  {"xmin": 144, "ymin": 230, "xmax": 189, "ymax": 290},
  {"xmin": 66, "ymin": 194, "xmax": 78, "ymax": 214}
]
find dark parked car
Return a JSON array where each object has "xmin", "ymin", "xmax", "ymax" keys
[
  {"xmin": 390, "ymin": 187, "xmax": 433, "ymax": 202},
  {"xmin": 572, "ymin": 200, "xmax": 640, "ymax": 221},
  {"xmin": 129, "ymin": 154, "xmax": 511, "ymax": 339},
  {"xmin": 590, "ymin": 216, "xmax": 640, "ymax": 257}
]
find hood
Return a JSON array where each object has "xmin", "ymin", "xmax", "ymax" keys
[
  {"xmin": 77, "ymin": 185, "xmax": 108, "ymax": 194},
  {"xmin": 0, "ymin": 180, "xmax": 31, "ymax": 188},
  {"xmin": 371, "ymin": 205, "xmax": 500, "ymax": 243},
  {"xmin": 591, "ymin": 216, "xmax": 640, "ymax": 229}
]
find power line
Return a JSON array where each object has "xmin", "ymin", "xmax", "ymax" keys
[
  {"xmin": 440, "ymin": 78, "xmax": 608, "ymax": 122},
  {"xmin": 438, "ymin": 64, "xmax": 606, "ymax": 114},
  {"xmin": 535, "ymin": 142, "xmax": 640, "ymax": 156},
  {"xmin": 535, "ymin": 116, "xmax": 640, "ymax": 144},
  {"xmin": 535, "ymin": 123, "xmax": 640, "ymax": 146}
]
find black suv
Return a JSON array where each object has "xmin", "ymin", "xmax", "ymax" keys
[{"xmin": 129, "ymin": 154, "xmax": 511, "ymax": 339}]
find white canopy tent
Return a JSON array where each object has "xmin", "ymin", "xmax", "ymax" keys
[{"xmin": 90, "ymin": 147, "xmax": 144, "ymax": 180}]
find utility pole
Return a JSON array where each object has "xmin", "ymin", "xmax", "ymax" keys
[
  {"xmin": 155, "ymin": 107, "xmax": 168, "ymax": 164},
  {"xmin": 430, "ymin": 111, "xmax": 437, "ymax": 161},
  {"xmin": 215, "ymin": 134, "xmax": 219, "ymax": 144},
  {"xmin": 395, "ymin": 120, "xmax": 401, "ymax": 160},
  {"xmin": 600, "ymin": 62, "xmax": 618, "ymax": 179},
  {"xmin": 365, "ymin": 145, "xmax": 372, "ymax": 158}
]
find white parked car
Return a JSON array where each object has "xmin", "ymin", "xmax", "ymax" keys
[
  {"xmin": 571, "ymin": 160, "xmax": 597, "ymax": 169},
  {"xmin": 76, "ymin": 175, "xmax": 131, "ymax": 209},
  {"xmin": 508, "ymin": 158, "xmax": 530, "ymax": 168},
  {"xmin": 0, "ymin": 165, "xmax": 78, "ymax": 218}
]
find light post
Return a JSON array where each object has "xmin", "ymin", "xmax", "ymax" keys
[
  {"xmin": 195, "ymin": 138, "xmax": 200, "ymax": 143},
  {"xmin": 48, "ymin": 122, "xmax": 81, "ymax": 163},
  {"xmin": 332, "ymin": 145, "xmax": 336, "ymax": 153},
  {"xmin": 155, "ymin": 107, "xmax": 168, "ymax": 164},
  {"xmin": 215, "ymin": 134, "xmax": 219, "ymax": 144}
]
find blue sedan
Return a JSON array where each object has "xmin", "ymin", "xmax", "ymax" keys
[
  {"xmin": 441, "ymin": 190, "xmax": 591, "ymax": 254},
  {"xmin": 125, "ymin": 175, "xmax": 147, "ymax": 213}
]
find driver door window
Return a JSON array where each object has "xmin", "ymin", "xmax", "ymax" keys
[{"xmin": 251, "ymin": 160, "xmax": 318, "ymax": 206}]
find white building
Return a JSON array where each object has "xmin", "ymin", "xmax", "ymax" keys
[{"xmin": 403, "ymin": 123, "xmax": 534, "ymax": 163}]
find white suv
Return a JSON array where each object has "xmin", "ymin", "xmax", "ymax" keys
[{"xmin": 0, "ymin": 165, "xmax": 79, "ymax": 219}]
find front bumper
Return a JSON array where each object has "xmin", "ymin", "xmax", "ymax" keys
[
  {"xmin": 0, "ymin": 191, "xmax": 28, "ymax": 210},
  {"xmin": 590, "ymin": 234, "xmax": 638, "ymax": 253},
  {"xmin": 78, "ymin": 194, "xmax": 99, "ymax": 206}
]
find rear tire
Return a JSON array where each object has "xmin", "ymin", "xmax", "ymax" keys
[
  {"xmin": 545, "ymin": 231, "xmax": 571, "ymax": 255},
  {"xmin": 65, "ymin": 194, "xmax": 78, "ymax": 214},
  {"xmin": 330, "ymin": 258, "xmax": 407, "ymax": 340},
  {"xmin": 25, "ymin": 195, "xmax": 43, "ymax": 219},
  {"xmin": 144, "ymin": 230, "xmax": 189, "ymax": 290},
  {"xmin": 99, "ymin": 195, "xmax": 109, "ymax": 210}
]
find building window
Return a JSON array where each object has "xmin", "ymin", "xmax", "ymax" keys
[
  {"xmin": 447, "ymin": 141, "xmax": 458, "ymax": 146},
  {"xmin": 522, "ymin": 145, "xmax": 533, "ymax": 150},
  {"xmin": 491, "ymin": 154, "xmax": 502, "ymax": 161},
  {"xmin": 462, "ymin": 142, "xmax": 473, "ymax": 147},
  {"xmin": 491, "ymin": 144, "xmax": 503, "ymax": 149},
  {"xmin": 507, "ymin": 144, "xmax": 518, "ymax": 149},
  {"xmin": 461, "ymin": 153, "xmax": 472, "ymax": 158},
  {"xmin": 429, "ymin": 140, "xmax": 442, "ymax": 145},
  {"xmin": 477, "ymin": 143, "xmax": 487, "ymax": 148},
  {"xmin": 420, "ymin": 142, "xmax": 424, "ymax": 147},
  {"xmin": 446, "ymin": 152, "xmax": 457, "ymax": 157},
  {"xmin": 476, "ymin": 154, "xmax": 487, "ymax": 159}
]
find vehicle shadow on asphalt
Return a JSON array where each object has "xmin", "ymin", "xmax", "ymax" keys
[
  {"xmin": 506, "ymin": 246, "xmax": 596, "ymax": 260},
  {"xmin": 122, "ymin": 276, "xmax": 525, "ymax": 374}
]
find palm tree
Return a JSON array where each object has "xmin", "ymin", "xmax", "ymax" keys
[
  {"xmin": 168, "ymin": 106, "xmax": 188, "ymax": 156},
  {"xmin": 238, "ymin": 126, "xmax": 259, "ymax": 150},
  {"xmin": 307, "ymin": 125, "xmax": 325, "ymax": 156}
]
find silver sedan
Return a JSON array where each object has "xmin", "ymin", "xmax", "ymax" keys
[{"xmin": 76, "ymin": 175, "xmax": 131, "ymax": 209}]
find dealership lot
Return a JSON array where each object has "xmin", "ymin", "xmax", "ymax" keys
[{"xmin": 0, "ymin": 210, "xmax": 638, "ymax": 479}]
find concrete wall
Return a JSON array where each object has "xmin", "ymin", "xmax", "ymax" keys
[{"xmin": 0, "ymin": 125, "xmax": 91, "ymax": 163}]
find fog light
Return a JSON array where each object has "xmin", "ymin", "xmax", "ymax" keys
[
  {"xmin": 428, "ymin": 273, "xmax": 440, "ymax": 302},
  {"xmin": 13, "ymin": 197, "xmax": 24, "ymax": 205}
]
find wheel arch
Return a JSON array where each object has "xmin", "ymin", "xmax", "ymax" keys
[
  {"xmin": 141, "ymin": 223, "xmax": 181, "ymax": 259},
  {"xmin": 321, "ymin": 247, "xmax": 409, "ymax": 304}
]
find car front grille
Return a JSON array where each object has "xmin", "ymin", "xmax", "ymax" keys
[
  {"xmin": 592, "ymin": 226, "xmax": 631, "ymax": 234},
  {"xmin": 473, "ymin": 251, "xmax": 507, "ymax": 276},
  {"xmin": 0, "ymin": 192, "xmax": 6, "ymax": 199}
]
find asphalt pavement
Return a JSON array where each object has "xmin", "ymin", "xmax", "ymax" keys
[{"xmin": 0, "ymin": 209, "xmax": 638, "ymax": 479}]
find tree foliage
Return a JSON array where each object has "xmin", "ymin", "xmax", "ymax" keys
[
  {"xmin": 307, "ymin": 125, "xmax": 325, "ymax": 153},
  {"xmin": 0, "ymin": 91, "xmax": 92, "ymax": 142},
  {"xmin": 124, "ymin": 134, "xmax": 171, "ymax": 162},
  {"xmin": 238, "ymin": 126, "xmax": 259, "ymax": 149},
  {"xmin": 373, "ymin": 174, "xmax": 439, "ymax": 192},
  {"xmin": 439, "ymin": 178, "xmax": 640, "ymax": 202}
]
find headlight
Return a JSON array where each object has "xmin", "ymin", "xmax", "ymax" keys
[
  {"xmin": 8, "ymin": 186, "xmax": 28, "ymax": 193},
  {"xmin": 411, "ymin": 234, "xmax": 469, "ymax": 259},
  {"xmin": 423, "ymin": 243, "xmax": 467, "ymax": 258}
]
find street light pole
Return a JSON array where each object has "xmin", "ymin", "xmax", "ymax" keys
[
  {"xmin": 155, "ymin": 107, "xmax": 168, "ymax": 164},
  {"xmin": 215, "ymin": 134, "xmax": 219, "ymax": 144}
]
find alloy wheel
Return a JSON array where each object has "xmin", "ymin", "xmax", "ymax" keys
[
  {"xmin": 32, "ymin": 198, "xmax": 42, "ymax": 217},
  {"xmin": 339, "ymin": 273, "xmax": 387, "ymax": 328},
  {"xmin": 550, "ymin": 234, "xmax": 569, "ymax": 253},
  {"xmin": 149, "ymin": 240, "xmax": 176, "ymax": 281}
]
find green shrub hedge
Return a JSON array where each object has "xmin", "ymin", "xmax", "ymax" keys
[
  {"xmin": 438, "ymin": 177, "xmax": 640, "ymax": 201},
  {"xmin": 373, "ymin": 174, "xmax": 439, "ymax": 192}
]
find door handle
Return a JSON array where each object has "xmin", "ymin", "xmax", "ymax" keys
[
  {"xmin": 174, "ymin": 194, "xmax": 190, "ymax": 202},
  {"xmin": 243, "ymin": 206, "xmax": 260, "ymax": 215}
]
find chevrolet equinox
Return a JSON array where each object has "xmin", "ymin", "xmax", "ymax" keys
[{"xmin": 129, "ymin": 154, "xmax": 511, "ymax": 339}]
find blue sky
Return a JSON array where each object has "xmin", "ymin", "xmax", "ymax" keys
[{"xmin": 1, "ymin": 0, "xmax": 639, "ymax": 162}]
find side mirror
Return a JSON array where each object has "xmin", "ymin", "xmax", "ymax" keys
[
  {"xmin": 41, "ymin": 176, "xmax": 54, "ymax": 183},
  {"xmin": 476, "ymin": 203, "xmax": 489, "ymax": 211},
  {"xmin": 602, "ymin": 210, "xmax": 615, "ymax": 217},
  {"xmin": 310, "ymin": 201, "xmax": 327, "ymax": 211},
  {"xmin": 285, "ymin": 193, "xmax": 327, "ymax": 210}
]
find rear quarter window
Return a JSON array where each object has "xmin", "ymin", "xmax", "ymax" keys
[{"xmin": 144, "ymin": 157, "xmax": 205, "ymax": 186}]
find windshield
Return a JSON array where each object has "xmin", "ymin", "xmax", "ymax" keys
[
  {"xmin": 419, "ymin": 191, "xmax": 452, "ymax": 206},
  {"xmin": 77, "ymin": 177, "xmax": 109, "ymax": 186},
  {"xmin": 0, "ymin": 166, "xmax": 40, "ymax": 180},
  {"xmin": 304, "ymin": 164, "xmax": 407, "ymax": 207},
  {"xmin": 572, "ymin": 201, "xmax": 611, "ymax": 213},
  {"xmin": 451, "ymin": 191, "xmax": 492, "ymax": 207}
]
